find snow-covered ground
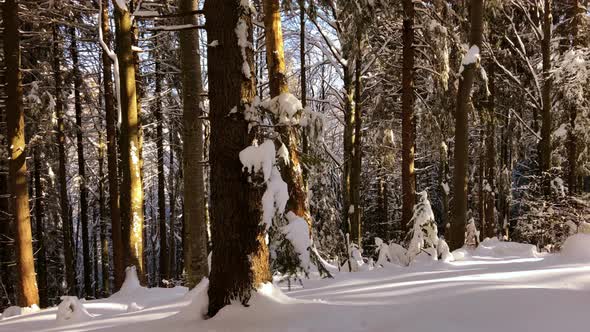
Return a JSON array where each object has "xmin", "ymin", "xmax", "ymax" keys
[{"xmin": 2, "ymin": 237, "xmax": 590, "ymax": 332}]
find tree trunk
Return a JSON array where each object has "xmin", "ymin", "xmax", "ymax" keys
[
  {"xmin": 342, "ymin": 65, "xmax": 354, "ymax": 241},
  {"xmin": 262, "ymin": 0, "xmax": 312, "ymax": 232},
  {"xmin": 178, "ymin": 0, "xmax": 209, "ymax": 289},
  {"xmin": 401, "ymin": 0, "xmax": 416, "ymax": 234},
  {"xmin": 484, "ymin": 61, "xmax": 496, "ymax": 239},
  {"xmin": 101, "ymin": 0, "xmax": 124, "ymax": 291},
  {"xmin": 299, "ymin": 0, "xmax": 308, "ymax": 184},
  {"xmin": 168, "ymin": 125, "xmax": 176, "ymax": 279},
  {"xmin": 153, "ymin": 38, "xmax": 169, "ymax": 286},
  {"xmin": 567, "ymin": 0, "xmax": 585, "ymax": 193},
  {"xmin": 350, "ymin": 32, "xmax": 363, "ymax": 247},
  {"xmin": 33, "ymin": 149, "xmax": 48, "ymax": 307},
  {"xmin": 3, "ymin": 0, "xmax": 39, "ymax": 306},
  {"xmin": 449, "ymin": 0, "xmax": 483, "ymax": 251},
  {"xmin": 97, "ymin": 133, "xmax": 110, "ymax": 295},
  {"xmin": 114, "ymin": 1, "xmax": 145, "ymax": 283},
  {"xmin": 70, "ymin": 26, "xmax": 92, "ymax": 298},
  {"xmin": 539, "ymin": 0, "xmax": 552, "ymax": 175},
  {"xmin": 205, "ymin": 0, "xmax": 270, "ymax": 317},
  {"xmin": 52, "ymin": 24, "xmax": 76, "ymax": 295}
]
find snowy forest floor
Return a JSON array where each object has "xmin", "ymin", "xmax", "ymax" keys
[{"xmin": 2, "ymin": 239, "xmax": 590, "ymax": 332}]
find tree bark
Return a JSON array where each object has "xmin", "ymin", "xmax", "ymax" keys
[
  {"xmin": 350, "ymin": 32, "xmax": 363, "ymax": 247},
  {"xmin": 3, "ymin": 0, "xmax": 40, "ymax": 306},
  {"xmin": 262, "ymin": 0, "xmax": 312, "ymax": 232},
  {"xmin": 484, "ymin": 61, "xmax": 496, "ymax": 239},
  {"xmin": 449, "ymin": 0, "xmax": 484, "ymax": 251},
  {"xmin": 97, "ymin": 133, "xmax": 110, "ymax": 295},
  {"xmin": 101, "ymin": 0, "xmax": 124, "ymax": 291},
  {"xmin": 178, "ymin": 0, "xmax": 209, "ymax": 289},
  {"xmin": 70, "ymin": 26, "xmax": 92, "ymax": 298},
  {"xmin": 168, "ymin": 125, "xmax": 177, "ymax": 279},
  {"xmin": 205, "ymin": 0, "xmax": 270, "ymax": 317},
  {"xmin": 114, "ymin": 0, "xmax": 145, "ymax": 283},
  {"xmin": 52, "ymin": 24, "xmax": 76, "ymax": 295},
  {"xmin": 401, "ymin": 0, "xmax": 416, "ymax": 234},
  {"xmin": 539, "ymin": 0, "xmax": 552, "ymax": 175},
  {"xmin": 299, "ymin": 0, "xmax": 308, "ymax": 183},
  {"xmin": 33, "ymin": 149, "xmax": 48, "ymax": 307}
]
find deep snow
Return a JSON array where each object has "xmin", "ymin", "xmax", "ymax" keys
[{"xmin": 2, "ymin": 238, "xmax": 590, "ymax": 332}]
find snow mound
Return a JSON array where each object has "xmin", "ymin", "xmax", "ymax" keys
[
  {"xmin": 113, "ymin": 266, "xmax": 144, "ymax": 297},
  {"xmin": 177, "ymin": 278, "xmax": 209, "ymax": 320},
  {"xmin": 257, "ymin": 282, "xmax": 298, "ymax": 304},
  {"xmin": 452, "ymin": 248, "xmax": 471, "ymax": 261},
  {"xmin": 1, "ymin": 304, "xmax": 39, "ymax": 320},
  {"xmin": 561, "ymin": 234, "xmax": 590, "ymax": 261},
  {"xmin": 474, "ymin": 238, "xmax": 539, "ymax": 258},
  {"xmin": 126, "ymin": 302, "xmax": 143, "ymax": 312},
  {"xmin": 438, "ymin": 239, "xmax": 454, "ymax": 262},
  {"xmin": 56, "ymin": 296, "xmax": 93, "ymax": 324}
]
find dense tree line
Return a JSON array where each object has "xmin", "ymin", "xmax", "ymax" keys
[{"xmin": 1, "ymin": 0, "xmax": 588, "ymax": 317}]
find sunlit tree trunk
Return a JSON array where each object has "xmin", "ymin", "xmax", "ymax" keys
[
  {"xmin": 262, "ymin": 0, "xmax": 312, "ymax": 232},
  {"xmin": 3, "ymin": 0, "xmax": 39, "ymax": 306},
  {"xmin": 114, "ymin": 0, "xmax": 145, "ymax": 283}
]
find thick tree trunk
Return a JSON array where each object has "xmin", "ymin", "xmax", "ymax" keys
[
  {"xmin": 539, "ymin": 0, "xmax": 552, "ymax": 175},
  {"xmin": 153, "ymin": 39, "xmax": 169, "ymax": 285},
  {"xmin": 101, "ymin": 0, "xmax": 124, "ymax": 291},
  {"xmin": 205, "ymin": 0, "xmax": 270, "ymax": 317},
  {"xmin": 52, "ymin": 24, "xmax": 76, "ymax": 295},
  {"xmin": 33, "ymin": 149, "xmax": 48, "ymax": 307},
  {"xmin": 114, "ymin": 1, "xmax": 145, "ymax": 283},
  {"xmin": 3, "ymin": 0, "xmax": 39, "ymax": 306},
  {"xmin": 70, "ymin": 26, "xmax": 92, "ymax": 298},
  {"xmin": 178, "ymin": 0, "xmax": 209, "ymax": 289},
  {"xmin": 449, "ymin": 0, "xmax": 483, "ymax": 251},
  {"xmin": 401, "ymin": 0, "xmax": 416, "ymax": 234}
]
